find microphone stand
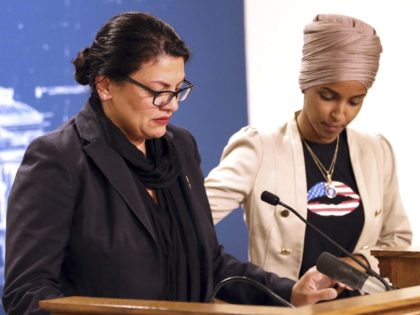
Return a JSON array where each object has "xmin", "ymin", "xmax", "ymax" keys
[
  {"xmin": 210, "ymin": 276, "xmax": 295, "ymax": 307},
  {"xmin": 261, "ymin": 191, "xmax": 393, "ymax": 291}
]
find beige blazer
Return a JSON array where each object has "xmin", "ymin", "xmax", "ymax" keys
[{"xmin": 205, "ymin": 116, "xmax": 412, "ymax": 280}]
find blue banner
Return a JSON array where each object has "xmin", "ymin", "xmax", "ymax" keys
[{"xmin": 0, "ymin": 1, "xmax": 247, "ymax": 312}]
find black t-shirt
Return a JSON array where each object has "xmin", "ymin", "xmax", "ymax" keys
[{"xmin": 299, "ymin": 130, "xmax": 364, "ymax": 278}]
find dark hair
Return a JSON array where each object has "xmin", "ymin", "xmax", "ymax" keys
[{"xmin": 72, "ymin": 12, "xmax": 190, "ymax": 94}]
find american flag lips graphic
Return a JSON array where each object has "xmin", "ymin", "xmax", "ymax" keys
[{"xmin": 307, "ymin": 181, "xmax": 360, "ymax": 216}]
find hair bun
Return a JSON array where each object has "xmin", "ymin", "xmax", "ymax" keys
[{"xmin": 72, "ymin": 47, "xmax": 91, "ymax": 85}]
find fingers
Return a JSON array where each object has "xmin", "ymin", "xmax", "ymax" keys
[
  {"xmin": 335, "ymin": 281, "xmax": 354, "ymax": 291},
  {"xmin": 291, "ymin": 267, "xmax": 339, "ymax": 306},
  {"xmin": 292, "ymin": 265, "xmax": 359, "ymax": 306},
  {"xmin": 311, "ymin": 288, "xmax": 338, "ymax": 303},
  {"xmin": 291, "ymin": 286, "xmax": 338, "ymax": 306}
]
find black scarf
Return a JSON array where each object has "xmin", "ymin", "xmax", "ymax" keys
[{"xmin": 90, "ymin": 98, "xmax": 202, "ymax": 301}]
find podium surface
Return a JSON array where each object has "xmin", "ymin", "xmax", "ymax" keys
[
  {"xmin": 40, "ymin": 285, "xmax": 420, "ymax": 315},
  {"xmin": 371, "ymin": 246, "xmax": 420, "ymax": 288}
]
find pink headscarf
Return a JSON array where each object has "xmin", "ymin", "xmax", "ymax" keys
[{"xmin": 299, "ymin": 14, "xmax": 382, "ymax": 92}]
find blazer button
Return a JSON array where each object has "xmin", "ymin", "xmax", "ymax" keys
[
  {"xmin": 375, "ymin": 209, "xmax": 383, "ymax": 217},
  {"xmin": 280, "ymin": 209, "xmax": 289, "ymax": 217},
  {"xmin": 280, "ymin": 248, "xmax": 292, "ymax": 255}
]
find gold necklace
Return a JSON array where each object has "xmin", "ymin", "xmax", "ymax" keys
[{"xmin": 296, "ymin": 121, "xmax": 340, "ymax": 199}]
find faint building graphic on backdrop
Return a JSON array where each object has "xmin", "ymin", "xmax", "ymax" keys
[
  {"xmin": 0, "ymin": 86, "xmax": 45, "ymax": 278},
  {"xmin": 0, "ymin": 85, "xmax": 87, "ymax": 299}
]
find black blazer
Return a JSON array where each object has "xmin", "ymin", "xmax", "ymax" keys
[{"xmin": 3, "ymin": 102, "xmax": 295, "ymax": 315}]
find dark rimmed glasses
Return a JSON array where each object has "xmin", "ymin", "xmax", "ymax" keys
[{"xmin": 124, "ymin": 77, "xmax": 194, "ymax": 107}]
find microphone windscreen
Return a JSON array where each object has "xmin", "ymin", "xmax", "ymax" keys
[
  {"xmin": 316, "ymin": 252, "xmax": 368, "ymax": 290},
  {"xmin": 260, "ymin": 191, "xmax": 280, "ymax": 205}
]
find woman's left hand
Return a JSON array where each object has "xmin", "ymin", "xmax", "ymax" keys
[{"xmin": 290, "ymin": 266, "xmax": 338, "ymax": 306}]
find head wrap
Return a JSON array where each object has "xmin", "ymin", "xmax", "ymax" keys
[{"xmin": 299, "ymin": 14, "xmax": 382, "ymax": 91}]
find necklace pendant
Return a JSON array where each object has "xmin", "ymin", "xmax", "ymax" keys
[{"xmin": 325, "ymin": 182, "xmax": 337, "ymax": 199}]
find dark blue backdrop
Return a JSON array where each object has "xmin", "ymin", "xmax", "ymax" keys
[{"xmin": 0, "ymin": 1, "xmax": 248, "ymax": 313}]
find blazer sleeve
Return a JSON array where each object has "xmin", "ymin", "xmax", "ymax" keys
[
  {"xmin": 205, "ymin": 126, "xmax": 264, "ymax": 224},
  {"xmin": 377, "ymin": 134, "xmax": 412, "ymax": 245},
  {"xmin": 3, "ymin": 134, "xmax": 77, "ymax": 315},
  {"xmin": 355, "ymin": 134, "xmax": 412, "ymax": 269}
]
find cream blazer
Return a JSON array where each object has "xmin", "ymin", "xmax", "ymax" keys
[{"xmin": 205, "ymin": 116, "xmax": 412, "ymax": 280}]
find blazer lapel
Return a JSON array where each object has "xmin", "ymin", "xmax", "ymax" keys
[
  {"xmin": 347, "ymin": 129, "xmax": 371, "ymax": 213},
  {"xmin": 347, "ymin": 129, "xmax": 377, "ymax": 248},
  {"xmin": 75, "ymin": 102, "xmax": 157, "ymax": 244},
  {"xmin": 83, "ymin": 139, "xmax": 157, "ymax": 245}
]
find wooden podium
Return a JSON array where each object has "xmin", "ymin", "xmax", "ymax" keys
[
  {"xmin": 40, "ymin": 285, "xmax": 420, "ymax": 315},
  {"xmin": 371, "ymin": 246, "xmax": 420, "ymax": 288}
]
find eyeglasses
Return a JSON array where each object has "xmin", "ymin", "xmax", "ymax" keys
[{"xmin": 124, "ymin": 77, "xmax": 194, "ymax": 107}]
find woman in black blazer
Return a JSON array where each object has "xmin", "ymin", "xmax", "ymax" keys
[{"xmin": 3, "ymin": 12, "xmax": 339, "ymax": 315}]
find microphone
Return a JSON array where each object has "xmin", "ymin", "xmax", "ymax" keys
[
  {"xmin": 260, "ymin": 190, "xmax": 393, "ymax": 292},
  {"xmin": 317, "ymin": 252, "xmax": 386, "ymax": 294}
]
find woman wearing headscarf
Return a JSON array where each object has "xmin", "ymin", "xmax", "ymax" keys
[
  {"xmin": 3, "ymin": 12, "xmax": 341, "ymax": 315},
  {"xmin": 205, "ymin": 14, "xmax": 412, "ymax": 297}
]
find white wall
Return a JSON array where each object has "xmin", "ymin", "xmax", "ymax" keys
[{"xmin": 244, "ymin": 0, "xmax": 419, "ymax": 245}]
